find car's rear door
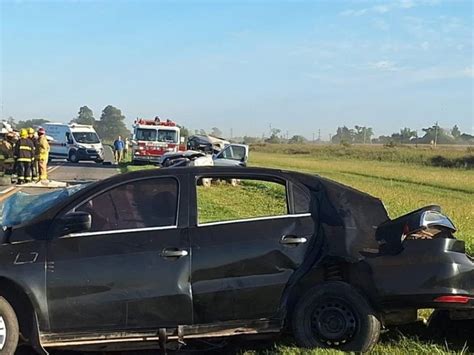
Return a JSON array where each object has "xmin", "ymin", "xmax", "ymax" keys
[
  {"xmin": 46, "ymin": 174, "xmax": 192, "ymax": 332},
  {"xmin": 189, "ymin": 172, "xmax": 315, "ymax": 323}
]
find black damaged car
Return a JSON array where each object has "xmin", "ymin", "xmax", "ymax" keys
[{"xmin": 0, "ymin": 166, "xmax": 472, "ymax": 354}]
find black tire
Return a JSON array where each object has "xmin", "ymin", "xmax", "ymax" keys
[
  {"xmin": 0, "ymin": 296, "xmax": 19, "ymax": 355},
  {"xmin": 68, "ymin": 151, "xmax": 79, "ymax": 164},
  {"xmin": 95, "ymin": 159, "xmax": 104, "ymax": 164},
  {"xmin": 292, "ymin": 281, "xmax": 380, "ymax": 353}
]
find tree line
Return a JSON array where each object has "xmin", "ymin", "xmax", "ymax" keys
[
  {"xmin": 6, "ymin": 105, "xmax": 130, "ymax": 142},
  {"xmin": 331, "ymin": 124, "xmax": 473, "ymax": 145},
  {"xmin": 5, "ymin": 109, "xmax": 473, "ymax": 146},
  {"xmin": 235, "ymin": 124, "xmax": 473, "ymax": 146}
]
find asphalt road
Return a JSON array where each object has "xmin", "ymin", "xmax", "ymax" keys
[{"xmin": 0, "ymin": 146, "xmax": 118, "ymax": 198}]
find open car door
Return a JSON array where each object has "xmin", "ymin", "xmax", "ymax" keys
[{"xmin": 212, "ymin": 144, "xmax": 249, "ymax": 167}]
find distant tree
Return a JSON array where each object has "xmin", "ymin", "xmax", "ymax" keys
[
  {"xmin": 399, "ymin": 127, "xmax": 417, "ymax": 143},
  {"xmin": 458, "ymin": 133, "xmax": 474, "ymax": 145},
  {"xmin": 265, "ymin": 128, "xmax": 282, "ymax": 144},
  {"xmin": 420, "ymin": 124, "xmax": 455, "ymax": 145},
  {"xmin": 95, "ymin": 105, "xmax": 130, "ymax": 141},
  {"xmin": 199, "ymin": 129, "xmax": 207, "ymax": 135},
  {"xmin": 180, "ymin": 126, "xmax": 190, "ymax": 139},
  {"xmin": 71, "ymin": 106, "xmax": 95, "ymax": 125},
  {"xmin": 451, "ymin": 125, "xmax": 461, "ymax": 139},
  {"xmin": 373, "ymin": 135, "xmax": 392, "ymax": 144},
  {"xmin": 210, "ymin": 127, "xmax": 223, "ymax": 137},
  {"xmin": 16, "ymin": 118, "xmax": 50, "ymax": 130},
  {"xmin": 331, "ymin": 126, "xmax": 354, "ymax": 144},
  {"xmin": 288, "ymin": 135, "xmax": 307, "ymax": 144},
  {"xmin": 353, "ymin": 126, "xmax": 374, "ymax": 143}
]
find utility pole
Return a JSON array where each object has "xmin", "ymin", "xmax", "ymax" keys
[
  {"xmin": 312, "ymin": 132, "xmax": 315, "ymax": 143},
  {"xmin": 434, "ymin": 121, "xmax": 439, "ymax": 148},
  {"xmin": 230, "ymin": 128, "xmax": 233, "ymax": 139},
  {"xmin": 318, "ymin": 129, "xmax": 321, "ymax": 141}
]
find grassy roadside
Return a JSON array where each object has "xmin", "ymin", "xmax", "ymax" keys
[{"xmin": 250, "ymin": 143, "xmax": 474, "ymax": 169}]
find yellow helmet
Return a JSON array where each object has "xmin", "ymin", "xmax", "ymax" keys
[
  {"xmin": 20, "ymin": 129, "xmax": 28, "ymax": 138},
  {"xmin": 28, "ymin": 127, "xmax": 35, "ymax": 135}
]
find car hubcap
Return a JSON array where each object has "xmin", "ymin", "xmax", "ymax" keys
[
  {"xmin": 0, "ymin": 316, "xmax": 7, "ymax": 350},
  {"xmin": 311, "ymin": 300, "xmax": 357, "ymax": 346}
]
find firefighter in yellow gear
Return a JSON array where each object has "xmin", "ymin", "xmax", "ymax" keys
[
  {"xmin": 28, "ymin": 127, "xmax": 39, "ymax": 181},
  {"xmin": 37, "ymin": 127, "xmax": 50, "ymax": 181},
  {"xmin": 14, "ymin": 129, "xmax": 35, "ymax": 184}
]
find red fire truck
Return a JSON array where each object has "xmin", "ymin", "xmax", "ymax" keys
[{"xmin": 131, "ymin": 118, "xmax": 184, "ymax": 164}]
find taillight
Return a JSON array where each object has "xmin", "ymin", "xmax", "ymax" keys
[{"xmin": 434, "ymin": 295, "xmax": 472, "ymax": 304}]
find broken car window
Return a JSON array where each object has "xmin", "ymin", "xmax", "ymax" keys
[
  {"xmin": 197, "ymin": 178, "xmax": 288, "ymax": 224},
  {"xmin": 76, "ymin": 178, "xmax": 178, "ymax": 232},
  {"xmin": 1, "ymin": 184, "xmax": 87, "ymax": 227}
]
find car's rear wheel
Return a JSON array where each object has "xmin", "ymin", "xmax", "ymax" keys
[
  {"xmin": 0, "ymin": 297, "xmax": 19, "ymax": 355},
  {"xmin": 292, "ymin": 281, "xmax": 380, "ymax": 353}
]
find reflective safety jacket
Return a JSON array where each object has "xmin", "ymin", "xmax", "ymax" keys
[
  {"xmin": 14, "ymin": 138, "xmax": 35, "ymax": 163},
  {"xmin": 38, "ymin": 135, "xmax": 50, "ymax": 161},
  {"xmin": 30, "ymin": 137, "xmax": 39, "ymax": 157}
]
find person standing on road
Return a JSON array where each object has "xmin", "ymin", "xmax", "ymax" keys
[
  {"xmin": 113, "ymin": 135, "xmax": 125, "ymax": 163},
  {"xmin": 27, "ymin": 127, "xmax": 39, "ymax": 182},
  {"xmin": 37, "ymin": 127, "xmax": 50, "ymax": 182},
  {"xmin": 14, "ymin": 129, "xmax": 35, "ymax": 184}
]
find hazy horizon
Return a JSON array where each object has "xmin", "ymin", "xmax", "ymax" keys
[{"xmin": 1, "ymin": 0, "xmax": 473, "ymax": 139}]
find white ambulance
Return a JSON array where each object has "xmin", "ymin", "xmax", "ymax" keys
[{"xmin": 43, "ymin": 123, "xmax": 104, "ymax": 163}]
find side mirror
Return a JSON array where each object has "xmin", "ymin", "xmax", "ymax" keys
[{"xmin": 58, "ymin": 211, "xmax": 92, "ymax": 236}]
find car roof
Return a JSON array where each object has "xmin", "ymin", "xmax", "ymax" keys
[{"xmin": 98, "ymin": 166, "xmax": 298, "ymax": 187}]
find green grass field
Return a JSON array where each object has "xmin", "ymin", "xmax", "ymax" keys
[{"xmin": 122, "ymin": 145, "xmax": 473, "ymax": 354}]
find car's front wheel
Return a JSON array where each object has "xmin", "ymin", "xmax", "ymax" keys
[
  {"xmin": 0, "ymin": 297, "xmax": 19, "ymax": 355},
  {"xmin": 68, "ymin": 151, "xmax": 79, "ymax": 164},
  {"xmin": 292, "ymin": 281, "xmax": 380, "ymax": 353}
]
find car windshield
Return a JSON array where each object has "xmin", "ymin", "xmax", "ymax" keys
[
  {"xmin": 136, "ymin": 128, "xmax": 157, "ymax": 141},
  {"xmin": 73, "ymin": 132, "xmax": 100, "ymax": 144},
  {"xmin": 157, "ymin": 129, "xmax": 178, "ymax": 143},
  {"xmin": 0, "ymin": 184, "xmax": 87, "ymax": 227}
]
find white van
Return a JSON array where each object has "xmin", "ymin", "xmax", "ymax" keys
[{"xmin": 43, "ymin": 123, "xmax": 104, "ymax": 163}]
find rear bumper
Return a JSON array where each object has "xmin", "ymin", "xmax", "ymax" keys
[{"xmin": 364, "ymin": 239, "xmax": 474, "ymax": 310}]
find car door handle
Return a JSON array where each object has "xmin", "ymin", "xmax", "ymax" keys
[
  {"xmin": 280, "ymin": 235, "xmax": 308, "ymax": 245},
  {"xmin": 160, "ymin": 248, "xmax": 189, "ymax": 258}
]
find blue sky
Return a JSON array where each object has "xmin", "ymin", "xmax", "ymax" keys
[{"xmin": 1, "ymin": 0, "xmax": 472, "ymax": 139}]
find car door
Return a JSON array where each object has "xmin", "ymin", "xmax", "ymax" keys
[
  {"xmin": 189, "ymin": 172, "xmax": 315, "ymax": 323},
  {"xmin": 46, "ymin": 175, "xmax": 192, "ymax": 332},
  {"xmin": 213, "ymin": 144, "xmax": 248, "ymax": 166}
]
